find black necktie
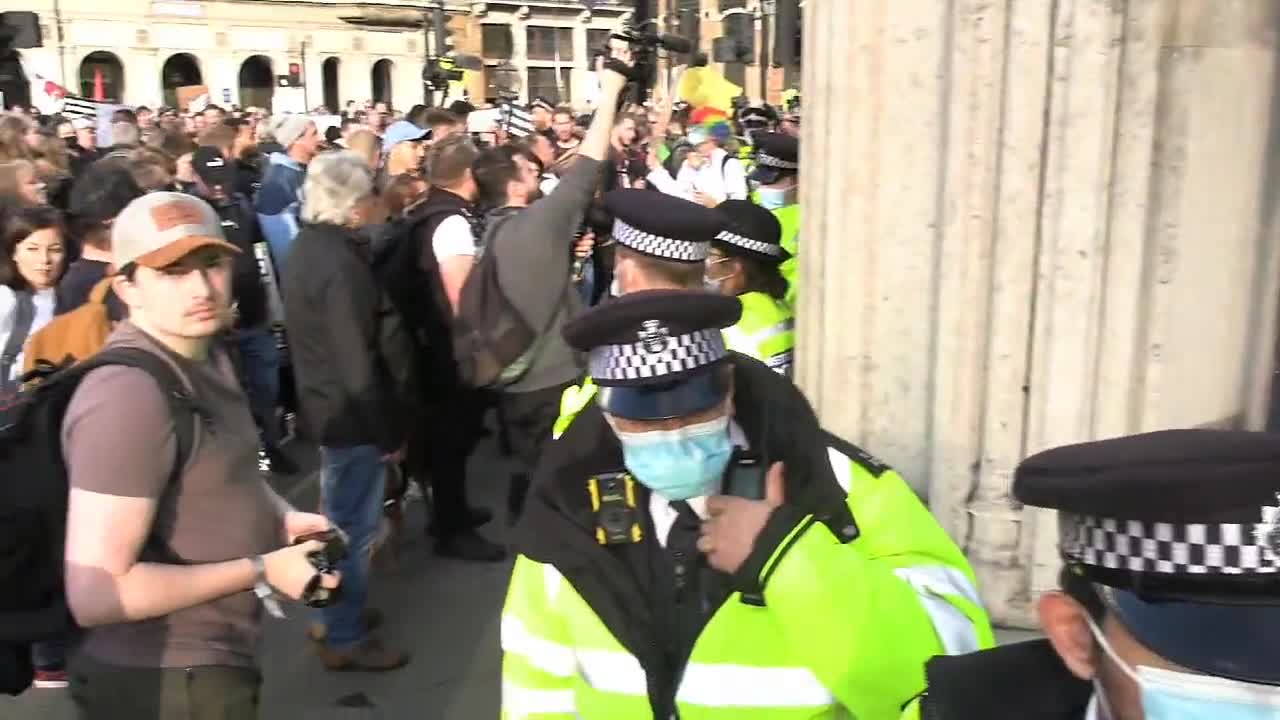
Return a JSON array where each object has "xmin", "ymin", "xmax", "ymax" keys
[{"xmin": 666, "ymin": 500, "xmax": 704, "ymax": 668}]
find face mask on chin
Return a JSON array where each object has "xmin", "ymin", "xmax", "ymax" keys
[
  {"xmin": 610, "ymin": 414, "xmax": 734, "ymax": 501},
  {"xmin": 1086, "ymin": 615, "xmax": 1280, "ymax": 720}
]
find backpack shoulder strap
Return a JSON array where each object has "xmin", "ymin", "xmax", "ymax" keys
[
  {"xmin": 74, "ymin": 347, "xmax": 205, "ymax": 473},
  {"xmin": 1, "ymin": 291, "xmax": 36, "ymax": 388}
]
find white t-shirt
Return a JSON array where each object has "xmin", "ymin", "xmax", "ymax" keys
[
  {"xmin": 0, "ymin": 285, "xmax": 57, "ymax": 381},
  {"xmin": 431, "ymin": 214, "xmax": 477, "ymax": 262}
]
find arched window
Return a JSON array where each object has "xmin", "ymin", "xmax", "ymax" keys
[
  {"xmin": 161, "ymin": 53, "xmax": 203, "ymax": 110},
  {"xmin": 239, "ymin": 55, "xmax": 274, "ymax": 111},
  {"xmin": 79, "ymin": 51, "xmax": 124, "ymax": 102},
  {"xmin": 322, "ymin": 57, "xmax": 340, "ymax": 113},
  {"xmin": 371, "ymin": 59, "xmax": 393, "ymax": 107}
]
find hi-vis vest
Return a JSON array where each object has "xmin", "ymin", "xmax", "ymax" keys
[
  {"xmin": 775, "ymin": 203, "xmax": 801, "ymax": 309},
  {"xmin": 501, "ymin": 443, "xmax": 996, "ymax": 720},
  {"xmin": 724, "ymin": 291, "xmax": 795, "ymax": 377}
]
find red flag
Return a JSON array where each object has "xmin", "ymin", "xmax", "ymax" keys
[{"xmin": 93, "ymin": 68, "xmax": 104, "ymax": 101}]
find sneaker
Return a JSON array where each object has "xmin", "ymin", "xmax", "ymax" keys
[
  {"xmin": 307, "ymin": 608, "xmax": 385, "ymax": 643},
  {"xmin": 435, "ymin": 529, "xmax": 506, "ymax": 563},
  {"xmin": 317, "ymin": 636, "xmax": 410, "ymax": 672},
  {"xmin": 31, "ymin": 669, "xmax": 68, "ymax": 689}
]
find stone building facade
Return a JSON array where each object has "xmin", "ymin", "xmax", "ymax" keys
[{"xmin": 11, "ymin": 0, "xmax": 799, "ymax": 112}]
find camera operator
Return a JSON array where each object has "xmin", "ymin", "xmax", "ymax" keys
[{"xmin": 467, "ymin": 53, "xmax": 630, "ymax": 525}]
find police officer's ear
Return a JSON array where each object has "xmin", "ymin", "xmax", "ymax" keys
[{"xmin": 1038, "ymin": 590, "xmax": 1099, "ymax": 681}]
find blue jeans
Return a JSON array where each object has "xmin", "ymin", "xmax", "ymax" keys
[
  {"xmin": 236, "ymin": 327, "xmax": 281, "ymax": 446},
  {"xmin": 318, "ymin": 444, "xmax": 386, "ymax": 649}
]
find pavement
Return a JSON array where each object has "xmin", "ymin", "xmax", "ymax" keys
[{"xmin": 1, "ymin": 431, "xmax": 1043, "ymax": 720}]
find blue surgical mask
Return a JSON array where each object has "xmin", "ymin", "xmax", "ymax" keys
[
  {"xmin": 611, "ymin": 415, "xmax": 734, "ymax": 501},
  {"xmin": 756, "ymin": 186, "xmax": 790, "ymax": 210},
  {"xmin": 1087, "ymin": 616, "xmax": 1280, "ymax": 720}
]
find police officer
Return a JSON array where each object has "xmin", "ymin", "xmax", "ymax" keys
[
  {"xmin": 553, "ymin": 190, "xmax": 719, "ymax": 440},
  {"xmin": 749, "ymin": 132, "xmax": 800, "ymax": 307},
  {"xmin": 904, "ymin": 429, "xmax": 1280, "ymax": 719},
  {"xmin": 502, "ymin": 290, "xmax": 993, "ymax": 720},
  {"xmin": 708, "ymin": 199, "xmax": 795, "ymax": 376}
]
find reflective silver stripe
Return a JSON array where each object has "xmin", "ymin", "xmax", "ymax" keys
[
  {"xmin": 577, "ymin": 648, "xmax": 649, "ymax": 696},
  {"xmin": 676, "ymin": 663, "xmax": 834, "ymax": 707},
  {"xmin": 501, "ymin": 614, "xmax": 578, "ymax": 677},
  {"xmin": 827, "ymin": 447, "xmax": 854, "ymax": 493},
  {"xmin": 503, "ymin": 682, "xmax": 577, "ymax": 716},
  {"xmin": 893, "ymin": 566, "xmax": 984, "ymax": 655},
  {"xmin": 748, "ymin": 319, "xmax": 795, "ymax": 346}
]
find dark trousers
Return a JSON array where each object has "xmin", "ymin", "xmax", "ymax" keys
[
  {"xmin": 409, "ymin": 389, "xmax": 489, "ymax": 538},
  {"xmin": 499, "ymin": 382, "xmax": 572, "ymax": 523},
  {"xmin": 70, "ymin": 654, "xmax": 261, "ymax": 720}
]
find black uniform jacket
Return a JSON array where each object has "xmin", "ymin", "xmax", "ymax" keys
[
  {"xmin": 915, "ymin": 639, "xmax": 1092, "ymax": 720},
  {"xmin": 510, "ymin": 353, "xmax": 864, "ymax": 719}
]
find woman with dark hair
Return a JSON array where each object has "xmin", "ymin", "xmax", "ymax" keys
[
  {"xmin": 1, "ymin": 205, "xmax": 66, "ymax": 388},
  {"xmin": 706, "ymin": 200, "xmax": 796, "ymax": 377}
]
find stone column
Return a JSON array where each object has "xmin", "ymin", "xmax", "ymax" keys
[{"xmin": 799, "ymin": 0, "xmax": 1280, "ymax": 627}]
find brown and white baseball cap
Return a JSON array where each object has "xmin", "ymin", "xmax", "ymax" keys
[{"xmin": 111, "ymin": 192, "xmax": 240, "ymax": 270}]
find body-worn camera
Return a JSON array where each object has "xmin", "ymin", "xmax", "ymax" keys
[
  {"xmin": 293, "ymin": 528, "xmax": 349, "ymax": 608},
  {"xmin": 589, "ymin": 472, "xmax": 643, "ymax": 545}
]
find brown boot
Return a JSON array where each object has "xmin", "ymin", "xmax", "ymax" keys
[
  {"xmin": 317, "ymin": 636, "xmax": 410, "ymax": 672},
  {"xmin": 307, "ymin": 608, "xmax": 386, "ymax": 643}
]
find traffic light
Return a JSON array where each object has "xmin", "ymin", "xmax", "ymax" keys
[
  {"xmin": 712, "ymin": 9, "xmax": 753, "ymax": 64},
  {"xmin": 288, "ymin": 62, "xmax": 303, "ymax": 87}
]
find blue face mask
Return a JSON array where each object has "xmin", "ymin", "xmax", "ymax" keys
[
  {"xmin": 756, "ymin": 186, "xmax": 791, "ymax": 210},
  {"xmin": 612, "ymin": 415, "xmax": 734, "ymax": 501},
  {"xmin": 1088, "ymin": 616, "xmax": 1280, "ymax": 720}
]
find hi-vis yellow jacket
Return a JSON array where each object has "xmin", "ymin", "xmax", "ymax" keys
[{"xmin": 504, "ymin": 355, "xmax": 995, "ymax": 720}]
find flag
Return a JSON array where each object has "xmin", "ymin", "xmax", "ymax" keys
[
  {"xmin": 61, "ymin": 96, "xmax": 100, "ymax": 121},
  {"xmin": 29, "ymin": 72, "xmax": 69, "ymax": 115},
  {"xmin": 502, "ymin": 102, "xmax": 535, "ymax": 138}
]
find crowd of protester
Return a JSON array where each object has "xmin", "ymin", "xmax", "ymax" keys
[{"xmin": 0, "ymin": 46, "xmax": 804, "ymax": 708}]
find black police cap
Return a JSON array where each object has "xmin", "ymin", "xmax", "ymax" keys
[
  {"xmin": 714, "ymin": 199, "xmax": 787, "ymax": 262},
  {"xmin": 1017, "ymin": 430, "xmax": 1280, "ymax": 685},
  {"xmin": 604, "ymin": 189, "xmax": 721, "ymax": 263},
  {"xmin": 749, "ymin": 132, "xmax": 799, "ymax": 185},
  {"xmin": 563, "ymin": 290, "xmax": 742, "ymax": 420}
]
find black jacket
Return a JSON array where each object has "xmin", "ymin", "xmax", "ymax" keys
[
  {"xmin": 191, "ymin": 190, "xmax": 269, "ymax": 330},
  {"xmin": 282, "ymin": 222, "xmax": 416, "ymax": 452},
  {"xmin": 513, "ymin": 354, "xmax": 858, "ymax": 719},
  {"xmin": 914, "ymin": 640, "xmax": 1091, "ymax": 720}
]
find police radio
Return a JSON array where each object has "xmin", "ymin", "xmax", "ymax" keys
[
  {"xmin": 722, "ymin": 448, "xmax": 765, "ymax": 500},
  {"xmin": 588, "ymin": 472, "xmax": 643, "ymax": 545}
]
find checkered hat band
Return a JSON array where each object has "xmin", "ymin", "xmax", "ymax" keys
[
  {"xmin": 1059, "ymin": 512, "xmax": 1280, "ymax": 576},
  {"xmin": 612, "ymin": 219, "xmax": 707, "ymax": 262},
  {"xmin": 716, "ymin": 230, "xmax": 784, "ymax": 257},
  {"xmin": 589, "ymin": 328, "xmax": 727, "ymax": 382},
  {"xmin": 756, "ymin": 152, "xmax": 798, "ymax": 170}
]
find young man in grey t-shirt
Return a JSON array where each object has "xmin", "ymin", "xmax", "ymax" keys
[{"xmin": 62, "ymin": 193, "xmax": 339, "ymax": 718}]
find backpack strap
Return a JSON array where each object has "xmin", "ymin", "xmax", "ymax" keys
[
  {"xmin": 72, "ymin": 347, "xmax": 206, "ymax": 475},
  {"xmin": 1, "ymin": 291, "xmax": 36, "ymax": 392}
]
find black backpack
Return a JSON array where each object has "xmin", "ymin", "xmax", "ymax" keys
[
  {"xmin": 372, "ymin": 205, "xmax": 469, "ymax": 394},
  {"xmin": 451, "ymin": 211, "xmax": 559, "ymax": 389},
  {"xmin": 0, "ymin": 348, "xmax": 202, "ymax": 695}
]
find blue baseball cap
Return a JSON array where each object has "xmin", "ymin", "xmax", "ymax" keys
[{"xmin": 382, "ymin": 120, "xmax": 429, "ymax": 150}]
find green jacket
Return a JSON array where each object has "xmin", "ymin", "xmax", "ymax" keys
[
  {"xmin": 725, "ymin": 291, "xmax": 795, "ymax": 377},
  {"xmin": 504, "ymin": 355, "xmax": 995, "ymax": 720}
]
